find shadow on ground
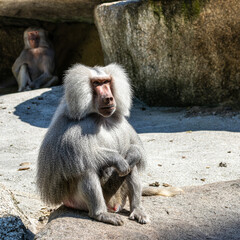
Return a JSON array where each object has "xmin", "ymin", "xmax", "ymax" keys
[
  {"xmin": 14, "ymin": 86, "xmax": 240, "ymax": 133},
  {"xmin": 14, "ymin": 87, "xmax": 63, "ymax": 128}
]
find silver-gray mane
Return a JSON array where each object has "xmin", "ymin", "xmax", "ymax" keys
[{"xmin": 63, "ymin": 63, "xmax": 132, "ymax": 120}]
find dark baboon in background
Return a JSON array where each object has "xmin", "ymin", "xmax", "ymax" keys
[{"xmin": 12, "ymin": 27, "xmax": 58, "ymax": 91}]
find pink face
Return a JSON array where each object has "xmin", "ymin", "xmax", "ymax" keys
[
  {"xmin": 27, "ymin": 31, "xmax": 40, "ymax": 48},
  {"xmin": 91, "ymin": 76, "xmax": 116, "ymax": 117}
]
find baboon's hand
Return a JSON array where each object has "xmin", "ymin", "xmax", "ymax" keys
[
  {"xmin": 125, "ymin": 145, "xmax": 141, "ymax": 169},
  {"xmin": 102, "ymin": 150, "xmax": 131, "ymax": 176},
  {"xmin": 116, "ymin": 159, "xmax": 131, "ymax": 177}
]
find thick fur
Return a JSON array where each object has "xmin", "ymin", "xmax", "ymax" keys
[
  {"xmin": 37, "ymin": 64, "xmax": 146, "ymax": 210},
  {"xmin": 63, "ymin": 64, "xmax": 132, "ymax": 120}
]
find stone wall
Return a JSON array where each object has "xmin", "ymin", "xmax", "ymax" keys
[
  {"xmin": 1, "ymin": 0, "xmax": 240, "ymax": 106},
  {"xmin": 95, "ymin": 0, "xmax": 240, "ymax": 106},
  {"xmin": 0, "ymin": 0, "xmax": 113, "ymax": 23}
]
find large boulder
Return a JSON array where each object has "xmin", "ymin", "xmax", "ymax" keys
[
  {"xmin": 0, "ymin": 0, "xmax": 114, "ymax": 23},
  {"xmin": 35, "ymin": 180, "xmax": 240, "ymax": 240},
  {"xmin": 95, "ymin": 0, "xmax": 240, "ymax": 106}
]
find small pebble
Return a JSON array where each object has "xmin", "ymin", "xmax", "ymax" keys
[
  {"xmin": 219, "ymin": 162, "xmax": 227, "ymax": 167},
  {"xmin": 149, "ymin": 181, "xmax": 160, "ymax": 187},
  {"xmin": 163, "ymin": 183, "xmax": 172, "ymax": 187},
  {"xmin": 18, "ymin": 167, "xmax": 30, "ymax": 171}
]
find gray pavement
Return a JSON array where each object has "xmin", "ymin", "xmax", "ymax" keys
[{"xmin": 0, "ymin": 86, "xmax": 240, "ymax": 237}]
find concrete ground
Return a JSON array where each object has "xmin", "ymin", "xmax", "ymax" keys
[
  {"xmin": 0, "ymin": 86, "xmax": 240, "ymax": 238},
  {"xmin": 34, "ymin": 179, "xmax": 240, "ymax": 240}
]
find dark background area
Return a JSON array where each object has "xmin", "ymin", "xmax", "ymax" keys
[{"xmin": 0, "ymin": 17, "xmax": 104, "ymax": 94}]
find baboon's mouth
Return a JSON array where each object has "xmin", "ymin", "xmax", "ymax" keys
[
  {"xmin": 100, "ymin": 105, "xmax": 115, "ymax": 110},
  {"xmin": 99, "ymin": 105, "xmax": 116, "ymax": 117}
]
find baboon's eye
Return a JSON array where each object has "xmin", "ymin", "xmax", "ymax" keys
[
  {"xmin": 104, "ymin": 80, "xmax": 110, "ymax": 84},
  {"xmin": 93, "ymin": 81, "xmax": 100, "ymax": 87}
]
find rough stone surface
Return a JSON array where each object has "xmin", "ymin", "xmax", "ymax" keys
[
  {"xmin": 1, "ymin": 87, "xmax": 240, "ymax": 238},
  {"xmin": 0, "ymin": 0, "xmax": 114, "ymax": 23},
  {"xmin": 35, "ymin": 180, "xmax": 240, "ymax": 240},
  {"xmin": 0, "ymin": 184, "xmax": 34, "ymax": 240},
  {"xmin": 95, "ymin": 0, "xmax": 240, "ymax": 106}
]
